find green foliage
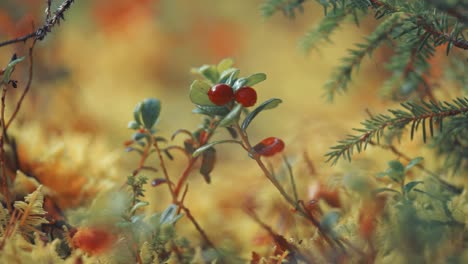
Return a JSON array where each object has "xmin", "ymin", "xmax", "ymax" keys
[
  {"xmin": 1, "ymin": 55, "xmax": 24, "ymax": 84},
  {"xmin": 264, "ymin": 0, "xmax": 468, "ymax": 100},
  {"xmin": 261, "ymin": 0, "xmax": 305, "ymax": 18},
  {"xmin": 431, "ymin": 115, "xmax": 468, "ymax": 173},
  {"xmin": 241, "ymin": 98, "xmax": 283, "ymax": 132},
  {"xmin": 192, "ymin": 140, "xmax": 242, "ymax": 158},
  {"xmin": 127, "ymin": 175, "xmax": 148, "ymax": 204},
  {"xmin": 190, "ymin": 60, "xmax": 267, "ymax": 117},
  {"xmin": 324, "ymin": 13, "xmax": 402, "ymax": 101},
  {"xmin": 189, "ymin": 59, "xmax": 285, "ymax": 158},
  {"xmin": 326, "ymin": 97, "xmax": 468, "ymax": 165},
  {"xmin": 299, "ymin": 7, "xmax": 349, "ymax": 53},
  {"xmin": 119, "ymin": 203, "xmax": 190, "ymax": 263},
  {"xmin": 133, "ymin": 98, "xmax": 161, "ymax": 130}
]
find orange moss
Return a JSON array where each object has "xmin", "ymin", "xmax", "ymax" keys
[{"xmin": 16, "ymin": 150, "xmax": 95, "ymax": 209}]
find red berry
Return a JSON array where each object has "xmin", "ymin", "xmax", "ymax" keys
[
  {"xmin": 208, "ymin": 84, "xmax": 234, "ymax": 106},
  {"xmin": 235, "ymin": 86, "xmax": 257, "ymax": 107},
  {"xmin": 253, "ymin": 137, "xmax": 285, "ymax": 157}
]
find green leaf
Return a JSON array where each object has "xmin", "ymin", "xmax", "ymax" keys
[
  {"xmin": 200, "ymin": 147, "xmax": 216, "ymax": 183},
  {"xmin": 219, "ymin": 68, "xmax": 239, "ymax": 84},
  {"xmin": 160, "ymin": 204, "xmax": 179, "ymax": 225},
  {"xmin": 373, "ymin": 187, "xmax": 401, "ymax": 195},
  {"xmin": 128, "ymin": 121, "xmax": 140, "ymax": 129},
  {"xmin": 320, "ymin": 211, "xmax": 340, "ymax": 233},
  {"xmin": 132, "ymin": 132, "xmax": 146, "ymax": 141},
  {"xmin": 404, "ymin": 181, "xmax": 423, "ymax": 194},
  {"xmin": 405, "ymin": 157, "xmax": 423, "ymax": 171},
  {"xmin": 219, "ymin": 104, "xmax": 243, "ymax": 127},
  {"xmin": 244, "ymin": 73, "xmax": 267, "ymax": 86},
  {"xmin": 192, "ymin": 140, "xmax": 242, "ymax": 157},
  {"xmin": 375, "ymin": 172, "xmax": 388, "ymax": 178},
  {"xmin": 241, "ymin": 98, "xmax": 282, "ymax": 132},
  {"xmin": 217, "ymin": 58, "xmax": 234, "ymax": 73},
  {"xmin": 198, "ymin": 65, "xmax": 219, "ymax": 84},
  {"xmin": 140, "ymin": 98, "xmax": 161, "ymax": 129},
  {"xmin": 193, "ymin": 105, "xmax": 230, "ymax": 116},
  {"xmin": 388, "ymin": 160, "xmax": 405, "ymax": 173},
  {"xmin": 232, "ymin": 77, "xmax": 247, "ymax": 90},
  {"xmin": 133, "ymin": 102, "xmax": 143, "ymax": 125},
  {"xmin": 2, "ymin": 56, "xmax": 25, "ymax": 83},
  {"xmin": 224, "ymin": 69, "xmax": 240, "ymax": 86},
  {"xmin": 130, "ymin": 201, "xmax": 149, "ymax": 215},
  {"xmin": 189, "ymin": 80, "xmax": 216, "ymax": 106}
]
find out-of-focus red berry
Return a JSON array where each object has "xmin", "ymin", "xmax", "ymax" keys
[
  {"xmin": 208, "ymin": 84, "xmax": 234, "ymax": 105},
  {"xmin": 253, "ymin": 137, "xmax": 285, "ymax": 157},
  {"xmin": 72, "ymin": 227, "xmax": 115, "ymax": 255},
  {"xmin": 234, "ymin": 86, "xmax": 257, "ymax": 107}
]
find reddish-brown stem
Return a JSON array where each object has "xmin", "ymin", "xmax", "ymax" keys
[
  {"xmin": 180, "ymin": 206, "xmax": 217, "ymax": 249},
  {"xmin": 5, "ymin": 44, "xmax": 35, "ymax": 131},
  {"xmin": 153, "ymin": 139, "xmax": 176, "ymax": 202},
  {"xmin": 174, "ymin": 158, "xmax": 197, "ymax": 198},
  {"xmin": 132, "ymin": 134, "xmax": 153, "ymax": 178},
  {"xmin": 0, "ymin": 87, "xmax": 10, "ymax": 212},
  {"xmin": 173, "ymin": 117, "xmax": 219, "ymax": 198}
]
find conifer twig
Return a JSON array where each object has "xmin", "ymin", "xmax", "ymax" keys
[
  {"xmin": 0, "ymin": 0, "xmax": 75, "ymax": 48},
  {"xmin": 326, "ymin": 98, "xmax": 468, "ymax": 165}
]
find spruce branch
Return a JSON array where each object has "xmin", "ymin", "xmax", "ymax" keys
[
  {"xmin": 369, "ymin": 0, "xmax": 468, "ymax": 50},
  {"xmin": 324, "ymin": 13, "xmax": 402, "ymax": 101},
  {"xmin": 326, "ymin": 97, "xmax": 468, "ymax": 165},
  {"xmin": 300, "ymin": 7, "xmax": 350, "ymax": 52},
  {"xmin": 420, "ymin": 0, "xmax": 468, "ymax": 25},
  {"xmin": 0, "ymin": 0, "xmax": 75, "ymax": 48}
]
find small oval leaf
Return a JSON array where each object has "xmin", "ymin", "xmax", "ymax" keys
[
  {"xmin": 2, "ymin": 55, "xmax": 25, "ymax": 83},
  {"xmin": 193, "ymin": 105, "xmax": 230, "ymax": 116},
  {"xmin": 133, "ymin": 102, "xmax": 143, "ymax": 125},
  {"xmin": 219, "ymin": 104, "xmax": 243, "ymax": 127},
  {"xmin": 151, "ymin": 178, "xmax": 168, "ymax": 187},
  {"xmin": 189, "ymin": 80, "xmax": 216, "ymax": 106},
  {"xmin": 244, "ymin": 73, "xmax": 267, "ymax": 86},
  {"xmin": 225, "ymin": 69, "xmax": 240, "ymax": 86},
  {"xmin": 405, "ymin": 157, "xmax": 423, "ymax": 172},
  {"xmin": 198, "ymin": 65, "xmax": 219, "ymax": 84},
  {"xmin": 128, "ymin": 121, "xmax": 140, "ymax": 129},
  {"xmin": 200, "ymin": 147, "xmax": 216, "ymax": 183},
  {"xmin": 160, "ymin": 204, "xmax": 178, "ymax": 225},
  {"xmin": 232, "ymin": 77, "xmax": 247, "ymax": 90},
  {"xmin": 241, "ymin": 98, "xmax": 282, "ymax": 132},
  {"xmin": 141, "ymin": 98, "xmax": 161, "ymax": 129},
  {"xmin": 219, "ymin": 68, "xmax": 239, "ymax": 84},
  {"xmin": 217, "ymin": 58, "xmax": 234, "ymax": 73},
  {"xmin": 404, "ymin": 181, "xmax": 423, "ymax": 194},
  {"xmin": 130, "ymin": 201, "xmax": 149, "ymax": 214},
  {"xmin": 192, "ymin": 140, "xmax": 242, "ymax": 157}
]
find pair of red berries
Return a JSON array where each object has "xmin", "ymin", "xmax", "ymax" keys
[
  {"xmin": 208, "ymin": 84, "xmax": 257, "ymax": 107},
  {"xmin": 253, "ymin": 137, "xmax": 285, "ymax": 157}
]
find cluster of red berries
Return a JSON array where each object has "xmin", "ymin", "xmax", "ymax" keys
[
  {"xmin": 208, "ymin": 84, "xmax": 257, "ymax": 107},
  {"xmin": 253, "ymin": 137, "xmax": 285, "ymax": 157}
]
